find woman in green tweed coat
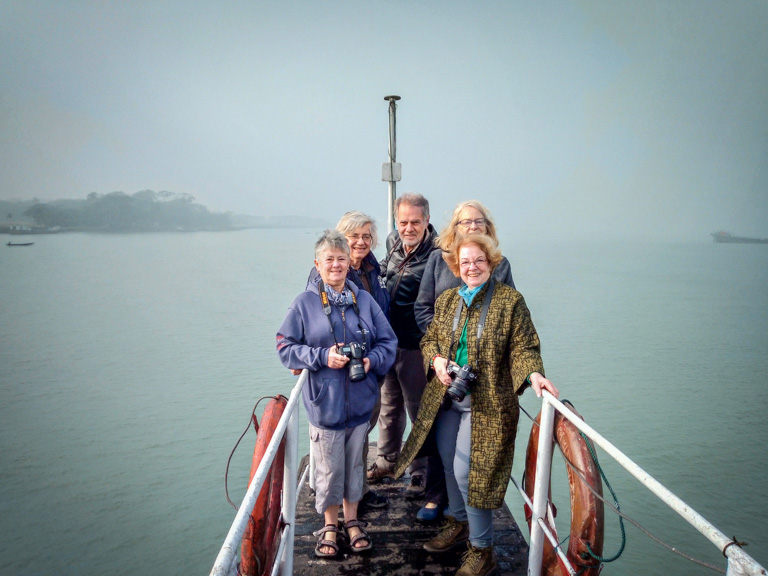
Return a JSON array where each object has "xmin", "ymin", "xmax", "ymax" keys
[{"xmin": 395, "ymin": 233, "xmax": 559, "ymax": 576}]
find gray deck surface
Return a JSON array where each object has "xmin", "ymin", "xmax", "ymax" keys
[{"xmin": 291, "ymin": 451, "xmax": 529, "ymax": 575}]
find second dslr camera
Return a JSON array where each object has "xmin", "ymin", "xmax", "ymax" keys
[{"xmin": 446, "ymin": 363, "xmax": 477, "ymax": 402}]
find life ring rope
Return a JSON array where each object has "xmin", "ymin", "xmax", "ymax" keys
[
  {"xmin": 527, "ymin": 403, "xmax": 627, "ymax": 566},
  {"xmin": 577, "ymin": 430, "xmax": 626, "ymax": 564},
  {"xmin": 225, "ymin": 395, "xmax": 282, "ymax": 511}
]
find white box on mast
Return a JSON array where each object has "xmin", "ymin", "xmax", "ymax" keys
[{"xmin": 381, "ymin": 162, "xmax": 402, "ymax": 182}]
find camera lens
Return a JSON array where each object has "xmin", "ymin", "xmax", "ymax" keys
[{"xmin": 349, "ymin": 359, "xmax": 366, "ymax": 382}]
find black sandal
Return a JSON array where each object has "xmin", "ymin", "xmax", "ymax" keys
[
  {"xmin": 344, "ymin": 519, "xmax": 373, "ymax": 553},
  {"xmin": 313, "ymin": 523, "xmax": 344, "ymax": 558}
]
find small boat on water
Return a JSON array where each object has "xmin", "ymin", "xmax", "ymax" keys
[
  {"xmin": 6, "ymin": 241, "xmax": 35, "ymax": 247},
  {"xmin": 711, "ymin": 231, "xmax": 768, "ymax": 244}
]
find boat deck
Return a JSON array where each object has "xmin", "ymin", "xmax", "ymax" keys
[{"xmin": 291, "ymin": 452, "xmax": 529, "ymax": 575}]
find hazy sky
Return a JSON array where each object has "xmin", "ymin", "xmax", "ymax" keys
[{"xmin": 2, "ymin": 1, "xmax": 767, "ymax": 241}]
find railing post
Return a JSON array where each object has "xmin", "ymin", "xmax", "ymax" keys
[
  {"xmin": 210, "ymin": 373, "xmax": 307, "ymax": 576},
  {"xmin": 277, "ymin": 402, "xmax": 299, "ymax": 575},
  {"xmin": 527, "ymin": 397, "xmax": 556, "ymax": 576}
]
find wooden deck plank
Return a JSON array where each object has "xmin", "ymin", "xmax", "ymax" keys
[{"xmin": 292, "ymin": 452, "xmax": 529, "ymax": 575}]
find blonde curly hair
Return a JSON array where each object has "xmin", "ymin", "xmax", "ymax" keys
[{"xmin": 444, "ymin": 233, "xmax": 502, "ymax": 277}]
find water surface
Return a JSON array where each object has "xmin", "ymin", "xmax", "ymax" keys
[{"xmin": 1, "ymin": 230, "xmax": 766, "ymax": 575}]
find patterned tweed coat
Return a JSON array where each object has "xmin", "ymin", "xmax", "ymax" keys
[{"xmin": 394, "ymin": 281, "xmax": 544, "ymax": 509}]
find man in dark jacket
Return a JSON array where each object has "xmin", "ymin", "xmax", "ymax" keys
[{"xmin": 368, "ymin": 193, "xmax": 439, "ymax": 497}]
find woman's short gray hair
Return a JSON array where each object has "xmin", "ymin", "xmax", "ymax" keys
[
  {"xmin": 336, "ymin": 211, "xmax": 379, "ymax": 249},
  {"xmin": 315, "ymin": 229, "xmax": 351, "ymax": 260}
]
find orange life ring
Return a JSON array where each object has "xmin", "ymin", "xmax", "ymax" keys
[
  {"xmin": 523, "ymin": 406, "xmax": 605, "ymax": 576},
  {"xmin": 240, "ymin": 396, "xmax": 287, "ymax": 576}
]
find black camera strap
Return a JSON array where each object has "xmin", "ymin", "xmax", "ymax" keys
[
  {"xmin": 317, "ymin": 279, "xmax": 364, "ymax": 346},
  {"xmin": 448, "ymin": 279, "xmax": 495, "ymax": 362}
]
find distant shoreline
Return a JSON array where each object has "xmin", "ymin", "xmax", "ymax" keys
[
  {"xmin": 1, "ymin": 224, "xmax": 326, "ymax": 235},
  {"xmin": 1, "ymin": 192, "xmax": 329, "ymax": 233}
]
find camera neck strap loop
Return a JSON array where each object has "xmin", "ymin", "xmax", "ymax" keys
[
  {"xmin": 449, "ymin": 279, "xmax": 495, "ymax": 362},
  {"xmin": 317, "ymin": 279, "xmax": 364, "ymax": 345}
]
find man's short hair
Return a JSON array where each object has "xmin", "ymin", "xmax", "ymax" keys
[{"xmin": 395, "ymin": 193, "xmax": 430, "ymax": 220}]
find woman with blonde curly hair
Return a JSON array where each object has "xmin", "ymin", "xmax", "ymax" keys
[
  {"xmin": 411, "ymin": 200, "xmax": 515, "ymax": 522},
  {"xmin": 397, "ymin": 233, "xmax": 557, "ymax": 576}
]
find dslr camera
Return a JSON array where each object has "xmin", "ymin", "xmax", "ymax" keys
[
  {"xmin": 338, "ymin": 341, "xmax": 366, "ymax": 382},
  {"xmin": 446, "ymin": 363, "xmax": 477, "ymax": 402}
]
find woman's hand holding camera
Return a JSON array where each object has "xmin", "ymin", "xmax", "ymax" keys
[
  {"xmin": 432, "ymin": 355, "xmax": 456, "ymax": 387},
  {"xmin": 327, "ymin": 344, "xmax": 351, "ymax": 369}
]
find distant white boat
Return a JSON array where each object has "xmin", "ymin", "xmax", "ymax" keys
[{"xmin": 711, "ymin": 231, "xmax": 768, "ymax": 244}]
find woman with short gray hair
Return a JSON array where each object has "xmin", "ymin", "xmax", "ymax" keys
[
  {"xmin": 277, "ymin": 229, "xmax": 397, "ymax": 558},
  {"xmin": 303, "ymin": 214, "xmax": 391, "ymax": 511},
  {"xmin": 336, "ymin": 211, "xmax": 379, "ymax": 251}
]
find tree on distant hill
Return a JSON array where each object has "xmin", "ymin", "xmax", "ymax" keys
[{"xmin": 23, "ymin": 190, "xmax": 232, "ymax": 231}]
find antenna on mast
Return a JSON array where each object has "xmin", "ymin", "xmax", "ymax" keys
[{"xmin": 383, "ymin": 95, "xmax": 401, "ymax": 233}]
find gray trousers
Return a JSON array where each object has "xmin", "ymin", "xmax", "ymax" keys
[
  {"xmin": 309, "ymin": 422, "xmax": 367, "ymax": 514},
  {"xmin": 374, "ymin": 347, "xmax": 427, "ymax": 478}
]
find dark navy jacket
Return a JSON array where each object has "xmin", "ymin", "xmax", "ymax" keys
[{"xmin": 379, "ymin": 225, "xmax": 439, "ymax": 349}]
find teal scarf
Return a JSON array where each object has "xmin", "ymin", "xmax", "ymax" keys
[{"xmin": 458, "ymin": 282, "xmax": 486, "ymax": 307}]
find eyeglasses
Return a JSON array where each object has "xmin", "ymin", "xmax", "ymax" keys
[
  {"xmin": 346, "ymin": 234, "xmax": 372, "ymax": 243},
  {"xmin": 457, "ymin": 218, "xmax": 486, "ymax": 228},
  {"xmin": 459, "ymin": 257, "xmax": 488, "ymax": 269}
]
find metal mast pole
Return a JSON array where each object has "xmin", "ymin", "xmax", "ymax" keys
[{"xmin": 383, "ymin": 95, "xmax": 401, "ymax": 233}]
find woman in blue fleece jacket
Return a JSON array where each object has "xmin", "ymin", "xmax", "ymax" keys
[{"xmin": 276, "ymin": 229, "xmax": 397, "ymax": 558}]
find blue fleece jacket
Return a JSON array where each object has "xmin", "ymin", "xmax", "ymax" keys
[{"xmin": 276, "ymin": 279, "xmax": 397, "ymax": 430}]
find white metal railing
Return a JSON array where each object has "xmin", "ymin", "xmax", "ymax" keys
[
  {"xmin": 519, "ymin": 391, "xmax": 766, "ymax": 576},
  {"xmin": 209, "ymin": 371, "xmax": 307, "ymax": 576},
  {"xmin": 210, "ymin": 380, "xmax": 766, "ymax": 576}
]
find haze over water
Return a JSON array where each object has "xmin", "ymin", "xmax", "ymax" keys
[
  {"xmin": 2, "ymin": 2, "xmax": 767, "ymax": 242},
  {"xmin": 1, "ymin": 230, "xmax": 766, "ymax": 575}
]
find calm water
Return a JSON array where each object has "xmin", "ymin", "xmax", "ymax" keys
[{"xmin": 1, "ymin": 230, "xmax": 767, "ymax": 575}]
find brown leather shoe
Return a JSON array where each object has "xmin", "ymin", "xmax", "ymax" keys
[
  {"xmin": 366, "ymin": 461, "xmax": 395, "ymax": 483},
  {"xmin": 423, "ymin": 515, "xmax": 469, "ymax": 553},
  {"xmin": 456, "ymin": 543, "xmax": 499, "ymax": 576}
]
